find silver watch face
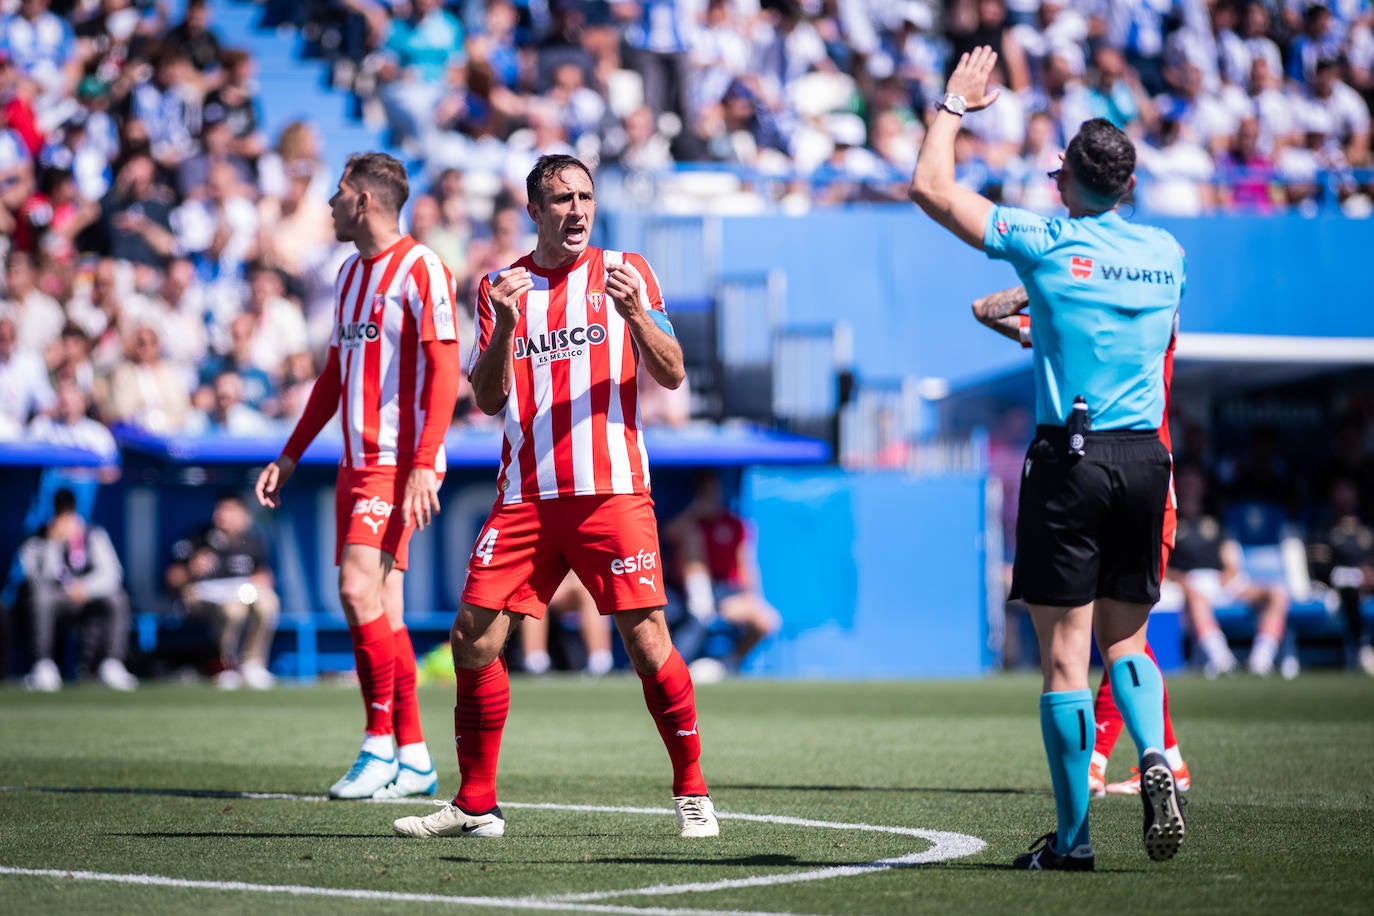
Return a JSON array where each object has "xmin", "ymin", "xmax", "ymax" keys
[{"xmin": 941, "ymin": 94, "xmax": 967, "ymax": 115}]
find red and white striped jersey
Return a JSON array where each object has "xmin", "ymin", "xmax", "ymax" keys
[
  {"xmin": 469, "ymin": 246, "xmax": 666, "ymax": 504},
  {"xmin": 330, "ymin": 235, "xmax": 460, "ymax": 469}
]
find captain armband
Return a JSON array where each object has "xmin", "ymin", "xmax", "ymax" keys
[
  {"xmin": 649, "ymin": 310, "xmax": 676, "ymax": 337},
  {"xmin": 1018, "ymin": 315, "xmax": 1032, "ymax": 348}
]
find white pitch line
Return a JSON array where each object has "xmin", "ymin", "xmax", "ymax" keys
[
  {"xmin": 0, "ymin": 787, "xmax": 987, "ymax": 912},
  {"xmin": 0, "ymin": 867, "xmax": 810, "ymax": 916}
]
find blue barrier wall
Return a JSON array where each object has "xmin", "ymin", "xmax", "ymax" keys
[
  {"xmin": 609, "ymin": 211, "xmax": 1374, "ymax": 386},
  {"xmin": 741, "ymin": 468, "xmax": 994, "ymax": 678}
]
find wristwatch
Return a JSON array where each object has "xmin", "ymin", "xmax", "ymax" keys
[{"xmin": 937, "ymin": 93, "xmax": 968, "ymax": 116}]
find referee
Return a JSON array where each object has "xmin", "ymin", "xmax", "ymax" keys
[{"xmin": 909, "ymin": 46, "xmax": 1186, "ymax": 870}]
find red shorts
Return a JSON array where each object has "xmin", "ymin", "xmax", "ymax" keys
[
  {"xmin": 461, "ymin": 493, "xmax": 665, "ymax": 617},
  {"xmin": 335, "ymin": 466, "xmax": 440, "ymax": 571}
]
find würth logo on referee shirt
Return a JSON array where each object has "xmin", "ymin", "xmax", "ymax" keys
[{"xmin": 1070, "ymin": 256, "xmax": 1094, "ymax": 279}]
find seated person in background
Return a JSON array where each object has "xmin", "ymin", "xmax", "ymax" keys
[
  {"xmin": 666, "ymin": 471, "xmax": 780, "ymax": 674},
  {"xmin": 1308, "ymin": 476, "xmax": 1374, "ymax": 676},
  {"xmin": 1169, "ymin": 465, "xmax": 1291, "ymax": 677},
  {"xmin": 517, "ymin": 571, "xmax": 614, "ymax": 676},
  {"xmin": 165, "ymin": 492, "xmax": 280, "ymax": 689},
  {"xmin": 637, "ymin": 360, "xmax": 691, "ymax": 427},
  {"xmin": 17, "ymin": 488, "xmax": 138, "ymax": 692}
]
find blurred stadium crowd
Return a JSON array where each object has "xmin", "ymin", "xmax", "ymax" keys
[{"xmin": 2, "ymin": 0, "xmax": 1373, "ymax": 451}]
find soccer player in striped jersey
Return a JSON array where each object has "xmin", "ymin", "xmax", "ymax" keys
[
  {"xmin": 973, "ymin": 285, "xmax": 1191, "ymax": 797},
  {"xmin": 255, "ymin": 153, "xmax": 462, "ymax": 800},
  {"xmin": 393, "ymin": 154, "xmax": 718, "ymax": 841}
]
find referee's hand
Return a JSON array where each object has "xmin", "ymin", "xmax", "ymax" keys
[{"xmin": 945, "ymin": 45, "xmax": 1001, "ymax": 113}]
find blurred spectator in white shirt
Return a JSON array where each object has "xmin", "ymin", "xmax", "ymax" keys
[
  {"xmin": 67, "ymin": 256, "xmax": 133, "ymax": 373},
  {"xmin": 184, "ymin": 369, "xmax": 274, "ymax": 436},
  {"xmin": 95, "ymin": 322, "xmax": 192, "ymax": 434},
  {"xmin": 689, "ymin": 0, "xmax": 752, "ymax": 116},
  {"xmin": 27, "ymin": 379, "xmax": 119, "ymax": 482},
  {"xmin": 1308, "ymin": 56, "xmax": 1372, "ymax": 166},
  {"xmin": 240, "ymin": 262, "xmax": 308, "ymax": 382},
  {"xmin": 125, "ymin": 258, "xmax": 210, "ymax": 369},
  {"xmin": 1138, "ymin": 117, "xmax": 1217, "ymax": 216},
  {"xmin": 1001, "ymin": 109, "xmax": 1064, "ymax": 214},
  {"xmin": 0, "ymin": 309, "xmax": 54, "ymax": 438},
  {"xmin": 0, "ymin": 0, "xmax": 80, "ymax": 116},
  {"xmin": 173, "ymin": 161, "xmax": 260, "ymax": 284},
  {"xmin": 1154, "ymin": 61, "xmax": 1240, "ymax": 157},
  {"xmin": 1, "ymin": 248, "xmax": 62, "ymax": 356}
]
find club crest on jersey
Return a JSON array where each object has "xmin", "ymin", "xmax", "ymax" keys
[
  {"xmin": 513, "ymin": 323, "xmax": 608, "ymax": 366},
  {"xmin": 371, "ymin": 293, "xmax": 386, "ymax": 316},
  {"xmin": 586, "ymin": 290, "xmax": 605, "ymax": 313}
]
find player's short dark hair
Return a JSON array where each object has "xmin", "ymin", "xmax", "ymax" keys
[
  {"xmin": 1064, "ymin": 118, "xmax": 1135, "ymax": 203},
  {"xmin": 525, "ymin": 154, "xmax": 593, "ymax": 209},
  {"xmin": 343, "ymin": 152, "xmax": 410, "ymax": 216},
  {"xmin": 52, "ymin": 487, "xmax": 77, "ymax": 517}
]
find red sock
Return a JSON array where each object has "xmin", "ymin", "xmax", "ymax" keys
[
  {"xmin": 349, "ymin": 616, "xmax": 396, "ymax": 737},
  {"xmin": 392, "ymin": 626, "xmax": 424, "ymax": 747},
  {"xmin": 1092, "ymin": 666, "xmax": 1124, "ymax": 759},
  {"xmin": 454, "ymin": 657, "xmax": 509, "ymax": 812},
  {"xmin": 1144, "ymin": 644, "xmax": 1178, "ymax": 749},
  {"xmin": 638, "ymin": 649, "xmax": 708, "ymax": 796}
]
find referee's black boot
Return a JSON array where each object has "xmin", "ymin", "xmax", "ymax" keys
[
  {"xmin": 1012, "ymin": 831, "xmax": 1095, "ymax": 871},
  {"xmin": 1140, "ymin": 750, "xmax": 1186, "ymax": 861}
]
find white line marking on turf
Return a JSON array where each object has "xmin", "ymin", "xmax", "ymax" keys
[
  {"xmin": 0, "ymin": 787, "xmax": 987, "ymax": 912},
  {"xmin": 0, "ymin": 867, "xmax": 804, "ymax": 916}
]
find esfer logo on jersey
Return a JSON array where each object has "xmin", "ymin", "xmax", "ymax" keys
[
  {"xmin": 352, "ymin": 495, "xmax": 395, "ymax": 535},
  {"xmin": 513, "ymin": 323, "xmax": 608, "ymax": 367}
]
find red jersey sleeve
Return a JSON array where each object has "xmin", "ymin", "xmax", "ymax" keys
[
  {"xmin": 281, "ymin": 346, "xmax": 341, "ymax": 462},
  {"xmin": 624, "ymin": 251, "xmax": 666, "ymax": 314},
  {"xmin": 408, "ymin": 249, "xmax": 460, "ymax": 343},
  {"xmin": 467, "ymin": 273, "xmax": 495, "ymax": 378},
  {"xmin": 413, "ymin": 338, "xmax": 461, "ymax": 469}
]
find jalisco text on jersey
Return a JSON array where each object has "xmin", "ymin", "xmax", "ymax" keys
[{"xmin": 513, "ymin": 324, "xmax": 608, "ymax": 360}]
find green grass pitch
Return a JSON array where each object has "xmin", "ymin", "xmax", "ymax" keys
[{"xmin": 2, "ymin": 673, "xmax": 1372, "ymax": 914}]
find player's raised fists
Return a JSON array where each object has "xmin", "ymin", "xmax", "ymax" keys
[
  {"xmin": 605, "ymin": 261, "xmax": 645, "ymax": 319},
  {"xmin": 489, "ymin": 267, "xmax": 533, "ymax": 329}
]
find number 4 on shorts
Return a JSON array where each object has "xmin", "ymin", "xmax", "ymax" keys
[{"xmin": 474, "ymin": 528, "xmax": 499, "ymax": 566}]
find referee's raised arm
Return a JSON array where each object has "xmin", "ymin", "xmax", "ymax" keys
[{"xmin": 908, "ymin": 45, "xmax": 1001, "ymax": 249}]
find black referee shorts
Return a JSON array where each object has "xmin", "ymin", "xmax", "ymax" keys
[{"xmin": 1009, "ymin": 425, "xmax": 1172, "ymax": 608}]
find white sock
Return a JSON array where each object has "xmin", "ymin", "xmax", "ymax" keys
[
  {"xmin": 398, "ymin": 742, "xmax": 431, "ymax": 770},
  {"xmin": 1250, "ymin": 633, "xmax": 1279, "ymax": 672},
  {"xmin": 1165, "ymin": 745, "xmax": 1184, "ymax": 770},
  {"xmin": 525, "ymin": 650, "xmax": 551, "ymax": 674},
  {"xmin": 1091, "ymin": 750, "xmax": 1109, "ymax": 772},
  {"xmin": 586, "ymin": 649, "xmax": 613, "ymax": 676},
  {"xmin": 361, "ymin": 733, "xmax": 395, "ymax": 758},
  {"xmin": 1200, "ymin": 630, "xmax": 1234, "ymax": 665}
]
